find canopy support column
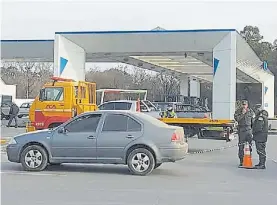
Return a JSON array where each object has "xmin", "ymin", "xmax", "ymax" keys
[
  {"xmin": 54, "ymin": 34, "xmax": 86, "ymax": 81},
  {"xmin": 212, "ymin": 31, "xmax": 236, "ymax": 120}
]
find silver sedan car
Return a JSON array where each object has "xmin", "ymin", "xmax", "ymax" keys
[{"xmin": 6, "ymin": 110, "xmax": 188, "ymax": 176}]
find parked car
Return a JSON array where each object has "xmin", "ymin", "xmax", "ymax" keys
[
  {"xmin": 18, "ymin": 101, "xmax": 33, "ymax": 118},
  {"xmin": 98, "ymin": 100, "xmax": 161, "ymax": 118},
  {"xmin": 6, "ymin": 110, "xmax": 188, "ymax": 176}
]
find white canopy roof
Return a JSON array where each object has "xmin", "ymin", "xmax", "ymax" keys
[{"xmin": 1, "ymin": 29, "xmax": 273, "ymax": 83}]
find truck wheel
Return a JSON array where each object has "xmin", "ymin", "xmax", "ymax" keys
[
  {"xmin": 127, "ymin": 148, "xmax": 155, "ymax": 176},
  {"xmin": 48, "ymin": 123, "xmax": 62, "ymax": 129},
  {"xmin": 20, "ymin": 145, "xmax": 48, "ymax": 171}
]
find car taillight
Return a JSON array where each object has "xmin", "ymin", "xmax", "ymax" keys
[
  {"xmin": 136, "ymin": 100, "xmax": 141, "ymax": 112},
  {"xmin": 171, "ymin": 132, "xmax": 180, "ymax": 142}
]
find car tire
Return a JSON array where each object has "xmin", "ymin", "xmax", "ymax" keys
[
  {"xmin": 18, "ymin": 115, "xmax": 22, "ymax": 118},
  {"xmin": 20, "ymin": 145, "xmax": 48, "ymax": 171},
  {"xmin": 127, "ymin": 148, "xmax": 155, "ymax": 176},
  {"xmin": 154, "ymin": 163, "xmax": 162, "ymax": 169}
]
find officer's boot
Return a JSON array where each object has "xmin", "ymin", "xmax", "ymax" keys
[
  {"xmin": 254, "ymin": 156, "xmax": 266, "ymax": 169},
  {"xmin": 254, "ymin": 164, "xmax": 266, "ymax": 169},
  {"xmin": 254, "ymin": 159, "xmax": 266, "ymax": 169},
  {"xmin": 238, "ymin": 159, "xmax": 243, "ymax": 168}
]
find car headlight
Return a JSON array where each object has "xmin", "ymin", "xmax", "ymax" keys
[{"xmin": 8, "ymin": 138, "xmax": 17, "ymax": 145}]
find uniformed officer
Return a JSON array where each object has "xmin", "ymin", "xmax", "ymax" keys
[
  {"xmin": 234, "ymin": 100, "xmax": 255, "ymax": 167},
  {"xmin": 252, "ymin": 105, "xmax": 268, "ymax": 169},
  {"xmin": 162, "ymin": 106, "xmax": 177, "ymax": 118}
]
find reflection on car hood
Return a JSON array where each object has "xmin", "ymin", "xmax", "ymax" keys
[
  {"xmin": 14, "ymin": 129, "xmax": 52, "ymax": 139},
  {"xmin": 145, "ymin": 111, "xmax": 161, "ymax": 118}
]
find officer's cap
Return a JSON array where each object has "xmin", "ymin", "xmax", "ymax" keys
[
  {"xmin": 241, "ymin": 100, "xmax": 248, "ymax": 105},
  {"xmin": 167, "ymin": 106, "xmax": 173, "ymax": 111},
  {"xmin": 261, "ymin": 110, "xmax": 269, "ymax": 117}
]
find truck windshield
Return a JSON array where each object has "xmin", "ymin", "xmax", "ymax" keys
[{"xmin": 40, "ymin": 87, "xmax": 64, "ymax": 101}]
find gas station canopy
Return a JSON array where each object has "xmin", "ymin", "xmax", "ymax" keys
[
  {"xmin": 1, "ymin": 28, "xmax": 274, "ymax": 118},
  {"xmin": 1, "ymin": 29, "xmax": 272, "ymax": 83}
]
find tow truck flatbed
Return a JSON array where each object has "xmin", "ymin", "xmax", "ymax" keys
[
  {"xmin": 159, "ymin": 118, "xmax": 235, "ymax": 126},
  {"xmin": 158, "ymin": 117, "xmax": 236, "ymax": 141}
]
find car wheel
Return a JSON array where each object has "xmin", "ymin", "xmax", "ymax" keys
[
  {"xmin": 18, "ymin": 115, "xmax": 22, "ymax": 118},
  {"xmin": 154, "ymin": 163, "xmax": 162, "ymax": 169},
  {"xmin": 20, "ymin": 145, "xmax": 48, "ymax": 171},
  {"xmin": 127, "ymin": 148, "xmax": 155, "ymax": 176}
]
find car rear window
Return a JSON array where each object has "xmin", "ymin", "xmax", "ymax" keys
[
  {"xmin": 134, "ymin": 112, "xmax": 169, "ymax": 128},
  {"xmin": 98, "ymin": 102, "xmax": 132, "ymax": 110},
  {"xmin": 98, "ymin": 102, "xmax": 115, "ymax": 110},
  {"xmin": 114, "ymin": 102, "xmax": 132, "ymax": 110}
]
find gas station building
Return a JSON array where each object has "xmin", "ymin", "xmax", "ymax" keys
[{"xmin": 1, "ymin": 29, "xmax": 275, "ymax": 119}]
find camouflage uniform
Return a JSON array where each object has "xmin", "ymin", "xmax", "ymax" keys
[
  {"xmin": 234, "ymin": 100, "xmax": 255, "ymax": 165},
  {"xmin": 252, "ymin": 108, "xmax": 268, "ymax": 169}
]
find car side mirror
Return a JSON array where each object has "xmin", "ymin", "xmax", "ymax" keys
[{"xmin": 58, "ymin": 127, "xmax": 65, "ymax": 134}]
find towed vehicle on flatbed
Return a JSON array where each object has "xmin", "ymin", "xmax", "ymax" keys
[
  {"xmin": 153, "ymin": 102, "xmax": 211, "ymax": 118},
  {"xmin": 159, "ymin": 117, "xmax": 235, "ymax": 141}
]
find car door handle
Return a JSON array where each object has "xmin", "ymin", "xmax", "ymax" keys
[
  {"xmin": 87, "ymin": 135, "xmax": 96, "ymax": 139},
  {"xmin": 126, "ymin": 135, "xmax": 134, "ymax": 139}
]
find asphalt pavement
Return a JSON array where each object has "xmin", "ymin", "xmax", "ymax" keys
[{"xmin": 1, "ymin": 127, "xmax": 277, "ymax": 205}]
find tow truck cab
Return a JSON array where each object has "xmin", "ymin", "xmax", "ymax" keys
[{"xmin": 27, "ymin": 77, "xmax": 97, "ymax": 132}]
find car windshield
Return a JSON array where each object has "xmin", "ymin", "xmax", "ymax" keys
[
  {"xmin": 20, "ymin": 103, "xmax": 30, "ymax": 108},
  {"xmin": 134, "ymin": 112, "xmax": 169, "ymax": 128}
]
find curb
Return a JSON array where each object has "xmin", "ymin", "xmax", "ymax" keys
[{"xmin": 188, "ymin": 143, "xmax": 237, "ymax": 155}]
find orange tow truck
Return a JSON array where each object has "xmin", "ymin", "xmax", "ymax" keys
[{"xmin": 27, "ymin": 77, "xmax": 97, "ymax": 132}]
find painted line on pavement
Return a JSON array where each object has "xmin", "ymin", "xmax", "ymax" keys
[
  {"xmin": 0, "ymin": 171, "xmax": 67, "ymax": 176},
  {"xmin": 188, "ymin": 143, "xmax": 237, "ymax": 155}
]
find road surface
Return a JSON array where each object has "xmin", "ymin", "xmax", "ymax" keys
[{"xmin": 1, "ymin": 127, "xmax": 277, "ymax": 205}]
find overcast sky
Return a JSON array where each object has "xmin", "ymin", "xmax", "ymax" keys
[{"xmin": 1, "ymin": 0, "xmax": 277, "ymax": 43}]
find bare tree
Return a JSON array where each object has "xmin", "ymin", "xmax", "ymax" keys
[{"xmin": 1, "ymin": 62, "xmax": 53, "ymax": 98}]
